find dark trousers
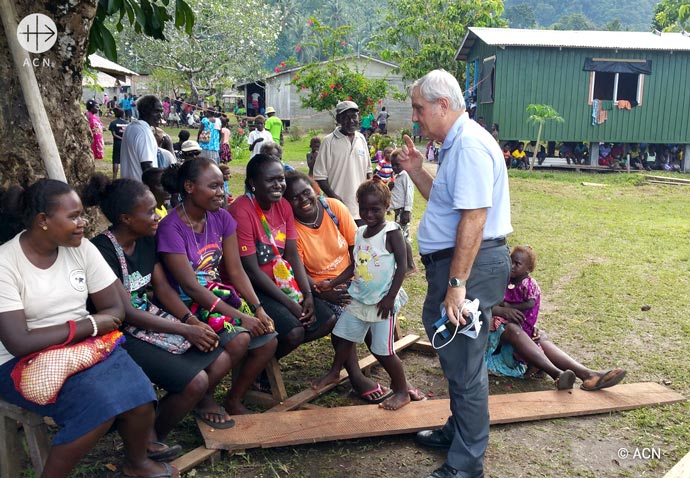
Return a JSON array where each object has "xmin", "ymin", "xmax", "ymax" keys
[{"xmin": 421, "ymin": 244, "xmax": 510, "ymax": 477}]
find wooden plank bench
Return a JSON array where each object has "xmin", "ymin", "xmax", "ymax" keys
[
  {"xmin": 198, "ymin": 382, "xmax": 685, "ymax": 452},
  {"xmin": 0, "ymin": 397, "xmax": 50, "ymax": 478}
]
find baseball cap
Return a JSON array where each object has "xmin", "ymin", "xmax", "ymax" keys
[
  {"xmin": 335, "ymin": 100, "xmax": 358, "ymax": 115},
  {"xmin": 181, "ymin": 140, "xmax": 202, "ymax": 152}
]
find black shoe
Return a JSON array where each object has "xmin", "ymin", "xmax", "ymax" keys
[
  {"xmin": 415, "ymin": 429, "xmax": 451, "ymax": 449},
  {"xmin": 425, "ymin": 463, "xmax": 460, "ymax": 478}
]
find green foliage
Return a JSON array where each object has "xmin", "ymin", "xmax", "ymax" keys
[
  {"xmin": 230, "ymin": 127, "xmax": 249, "ymax": 163},
  {"xmin": 505, "ymin": 3, "xmax": 537, "ymax": 28},
  {"xmin": 370, "ymin": 0, "xmax": 507, "ymax": 81},
  {"xmin": 652, "ymin": 0, "xmax": 690, "ymax": 31},
  {"xmin": 289, "ymin": 18, "xmax": 400, "ymax": 116},
  {"xmin": 550, "ymin": 12, "xmax": 598, "ymax": 30},
  {"xmin": 503, "ymin": 0, "xmax": 657, "ymax": 31},
  {"xmin": 526, "ymin": 103, "xmax": 564, "ymax": 126},
  {"xmin": 89, "ymin": 0, "xmax": 195, "ymax": 61},
  {"xmin": 368, "ymin": 133, "xmax": 395, "ymax": 153},
  {"xmin": 114, "ymin": 0, "xmax": 282, "ymax": 99}
]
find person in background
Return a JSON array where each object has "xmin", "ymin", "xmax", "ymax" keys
[
  {"xmin": 511, "ymin": 142, "xmax": 528, "ymax": 169},
  {"xmin": 490, "ymin": 123, "xmax": 499, "ymax": 143},
  {"xmin": 108, "ymin": 107, "xmax": 128, "ymax": 179},
  {"xmin": 154, "ymin": 127, "xmax": 176, "ymax": 169},
  {"xmin": 0, "ymin": 179, "xmax": 179, "ymax": 478},
  {"xmin": 173, "ymin": 130, "xmax": 191, "ymax": 156},
  {"xmin": 397, "ymin": 69, "xmax": 512, "ymax": 478},
  {"xmin": 306, "ymin": 137, "xmax": 320, "ymax": 178},
  {"xmin": 247, "ymin": 115, "xmax": 273, "ymax": 158},
  {"xmin": 389, "ymin": 149, "xmax": 416, "ymax": 274},
  {"xmin": 376, "ymin": 106, "xmax": 390, "ymax": 134},
  {"xmin": 119, "ymin": 93, "xmax": 132, "ymax": 121},
  {"xmin": 218, "ymin": 164, "xmax": 234, "ymax": 207},
  {"xmin": 412, "ymin": 121, "xmax": 422, "ymax": 143},
  {"xmin": 142, "ymin": 167, "xmax": 171, "ymax": 219},
  {"xmin": 264, "ymin": 107, "xmax": 284, "ymax": 146},
  {"xmin": 360, "ymin": 110, "xmax": 375, "ymax": 138},
  {"xmin": 313, "ymin": 101, "xmax": 372, "ymax": 225},
  {"xmin": 198, "ymin": 109, "xmax": 221, "ymax": 164},
  {"xmin": 120, "ymin": 95, "xmax": 164, "ymax": 181},
  {"xmin": 86, "ymin": 100, "xmax": 104, "ymax": 161},
  {"xmin": 219, "ymin": 116, "xmax": 233, "ymax": 164}
]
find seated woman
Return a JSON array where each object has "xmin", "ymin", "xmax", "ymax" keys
[
  {"xmin": 84, "ymin": 176, "xmax": 239, "ymax": 435},
  {"xmin": 157, "ymin": 158, "xmax": 278, "ymax": 417},
  {"xmin": 228, "ymin": 154, "xmax": 336, "ymax": 362},
  {"xmin": 0, "ymin": 180, "xmax": 178, "ymax": 478},
  {"xmin": 284, "ymin": 170, "xmax": 412, "ymax": 403},
  {"xmin": 486, "ymin": 245, "xmax": 626, "ymax": 391}
]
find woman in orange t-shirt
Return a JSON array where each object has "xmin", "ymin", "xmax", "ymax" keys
[{"xmin": 283, "ymin": 170, "xmax": 394, "ymax": 403}]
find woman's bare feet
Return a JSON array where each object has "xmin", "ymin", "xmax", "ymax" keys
[
  {"xmin": 223, "ymin": 397, "xmax": 252, "ymax": 416},
  {"xmin": 195, "ymin": 396, "xmax": 233, "ymax": 425},
  {"xmin": 379, "ymin": 390, "xmax": 411, "ymax": 410}
]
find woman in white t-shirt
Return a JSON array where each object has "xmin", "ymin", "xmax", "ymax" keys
[{"xmin": 0, "ymin": 180, "xmax": 179, "ymax": 478}]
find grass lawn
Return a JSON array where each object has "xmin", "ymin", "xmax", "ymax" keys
[{"xmin": 86, "ymin": 138, "xmax": 689, "ymax": 478}]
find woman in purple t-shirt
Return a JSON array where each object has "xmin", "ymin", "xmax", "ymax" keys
[{"xmin": 157, "ymin": 158, "xmax": 277, "ymax": 417}]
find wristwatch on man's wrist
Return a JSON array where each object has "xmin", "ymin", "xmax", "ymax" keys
[
  {"xmin": 448, "ymin": 277, "xmax": 466, "ymax": 288},
  {"xmin": 249, "ymin": 302, "xmax": 263, "ymax": 313}
]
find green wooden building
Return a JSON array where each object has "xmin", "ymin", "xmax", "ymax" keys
[{"xmin": 456, "ymin": 27, "xmax": 690, "ymax": 168}]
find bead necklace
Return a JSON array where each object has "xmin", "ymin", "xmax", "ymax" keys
[
  {"xmin": 181, "ymin": 202, "xmax": 208, "ymax": 251},
  {"xmin": 296, "ymin": 204, "xmax": 322, "ymax": 229}
]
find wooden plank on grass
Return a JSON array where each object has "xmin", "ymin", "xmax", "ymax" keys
[
  {"xmin": 265, "ymin": 334, "xmax": 419, "ymax": 413},
  {"xmin": 199, "ymin": 382, "xmax": 684, "ymax": 451},
  {"xmin": 170, "ymin": 446, "xmax": 221, "ymax": 473},
  {"xmin": 663, "ymin": 449, "xmax": 690, "ymax": 478}
]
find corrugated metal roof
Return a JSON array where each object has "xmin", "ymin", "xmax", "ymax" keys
[
  {"xmin": 456, "ymin": 27, "xmax": 690, "ymax": 60},
  {"xmin": 87, "ymin": 54, "xmax": 139, "ymax": 76}
]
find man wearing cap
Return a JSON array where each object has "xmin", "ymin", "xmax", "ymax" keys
[
  {"xmin": 264, "ymin": 107, "xmax": 284, "ymax": 146},
  {"xmin": 313, "ymin": 100, "xmax": 371, "ymax": 224},
  {"xmin": 180, "ymin": 140, "xmax": 203, "ymax": 161},
  {"xmin": 397, "ymin": 69, "xmax": 512, "ymax": 478},
  {"xmin": 120, "ymin": 95, "xmax": 163, "ymax": 181}
]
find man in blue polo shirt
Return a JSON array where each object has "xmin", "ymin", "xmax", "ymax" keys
[{"xmin": 398, "ymin": 69, "xmax": 512, "ymax": 478}]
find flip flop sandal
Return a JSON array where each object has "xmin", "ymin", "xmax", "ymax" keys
[
  {"xmin": 408, "ymin": 388, "xmax": 427, "ymax": 401},
  {"xmin": 124, "ymin": 462, "xmax": 176, "ymax": 478},
  {"xmin": 353, "ymin": 383, "xmax": 393, "ymax": 404},
  {"xmin": 556, "ymin": 370, "xmax": 576, "ymax": 390},
  {"xmin": 193, "ymin": 409, "xmax": 236, "ymax": 429},
  {"xmin": 580, "ymin": 369, "xmax": 627, "ymax": 391},
  {"xmin": 147, "ymin": 442, "xmax": 182, "ymax": 461}
]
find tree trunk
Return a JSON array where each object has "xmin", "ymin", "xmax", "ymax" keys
[
  {"xmin": 529, "ymin": 123, "xmax": 543, "ymax": 171},
  {"xmin": 0, "ymin": 1, "xmax": 97, "ymax": 188}
]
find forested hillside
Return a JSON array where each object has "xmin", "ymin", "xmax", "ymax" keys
[{"xmin": 503, "ymin": 0, "xmax": 658, "ymax": 31}]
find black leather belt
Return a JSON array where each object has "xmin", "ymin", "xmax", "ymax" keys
[{"xmin": 420, "ymin": 238, "xmax": 506, "ymax": 266}]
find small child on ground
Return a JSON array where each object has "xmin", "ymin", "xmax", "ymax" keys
[
  {"xmin": 218, "ymin": 164, "xmax": 234, "ymax": 207},
  {"xmin": 306, "ymin": 137, "xmax": 320, "ymax": 177},
  {"xmin": 374, "ymin": 146, "xmax": 395, "ymax": 187},
  {"xmin": 390, "ymin": 149, "xmax": 416, "ymax": 273},
  {"xmin": 314, "ymin": 180, "xmax": 423, "ymax": 410},
  {"xmin": 486, "ymin": 245, "xmax": 627, "ymax": 391}
]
